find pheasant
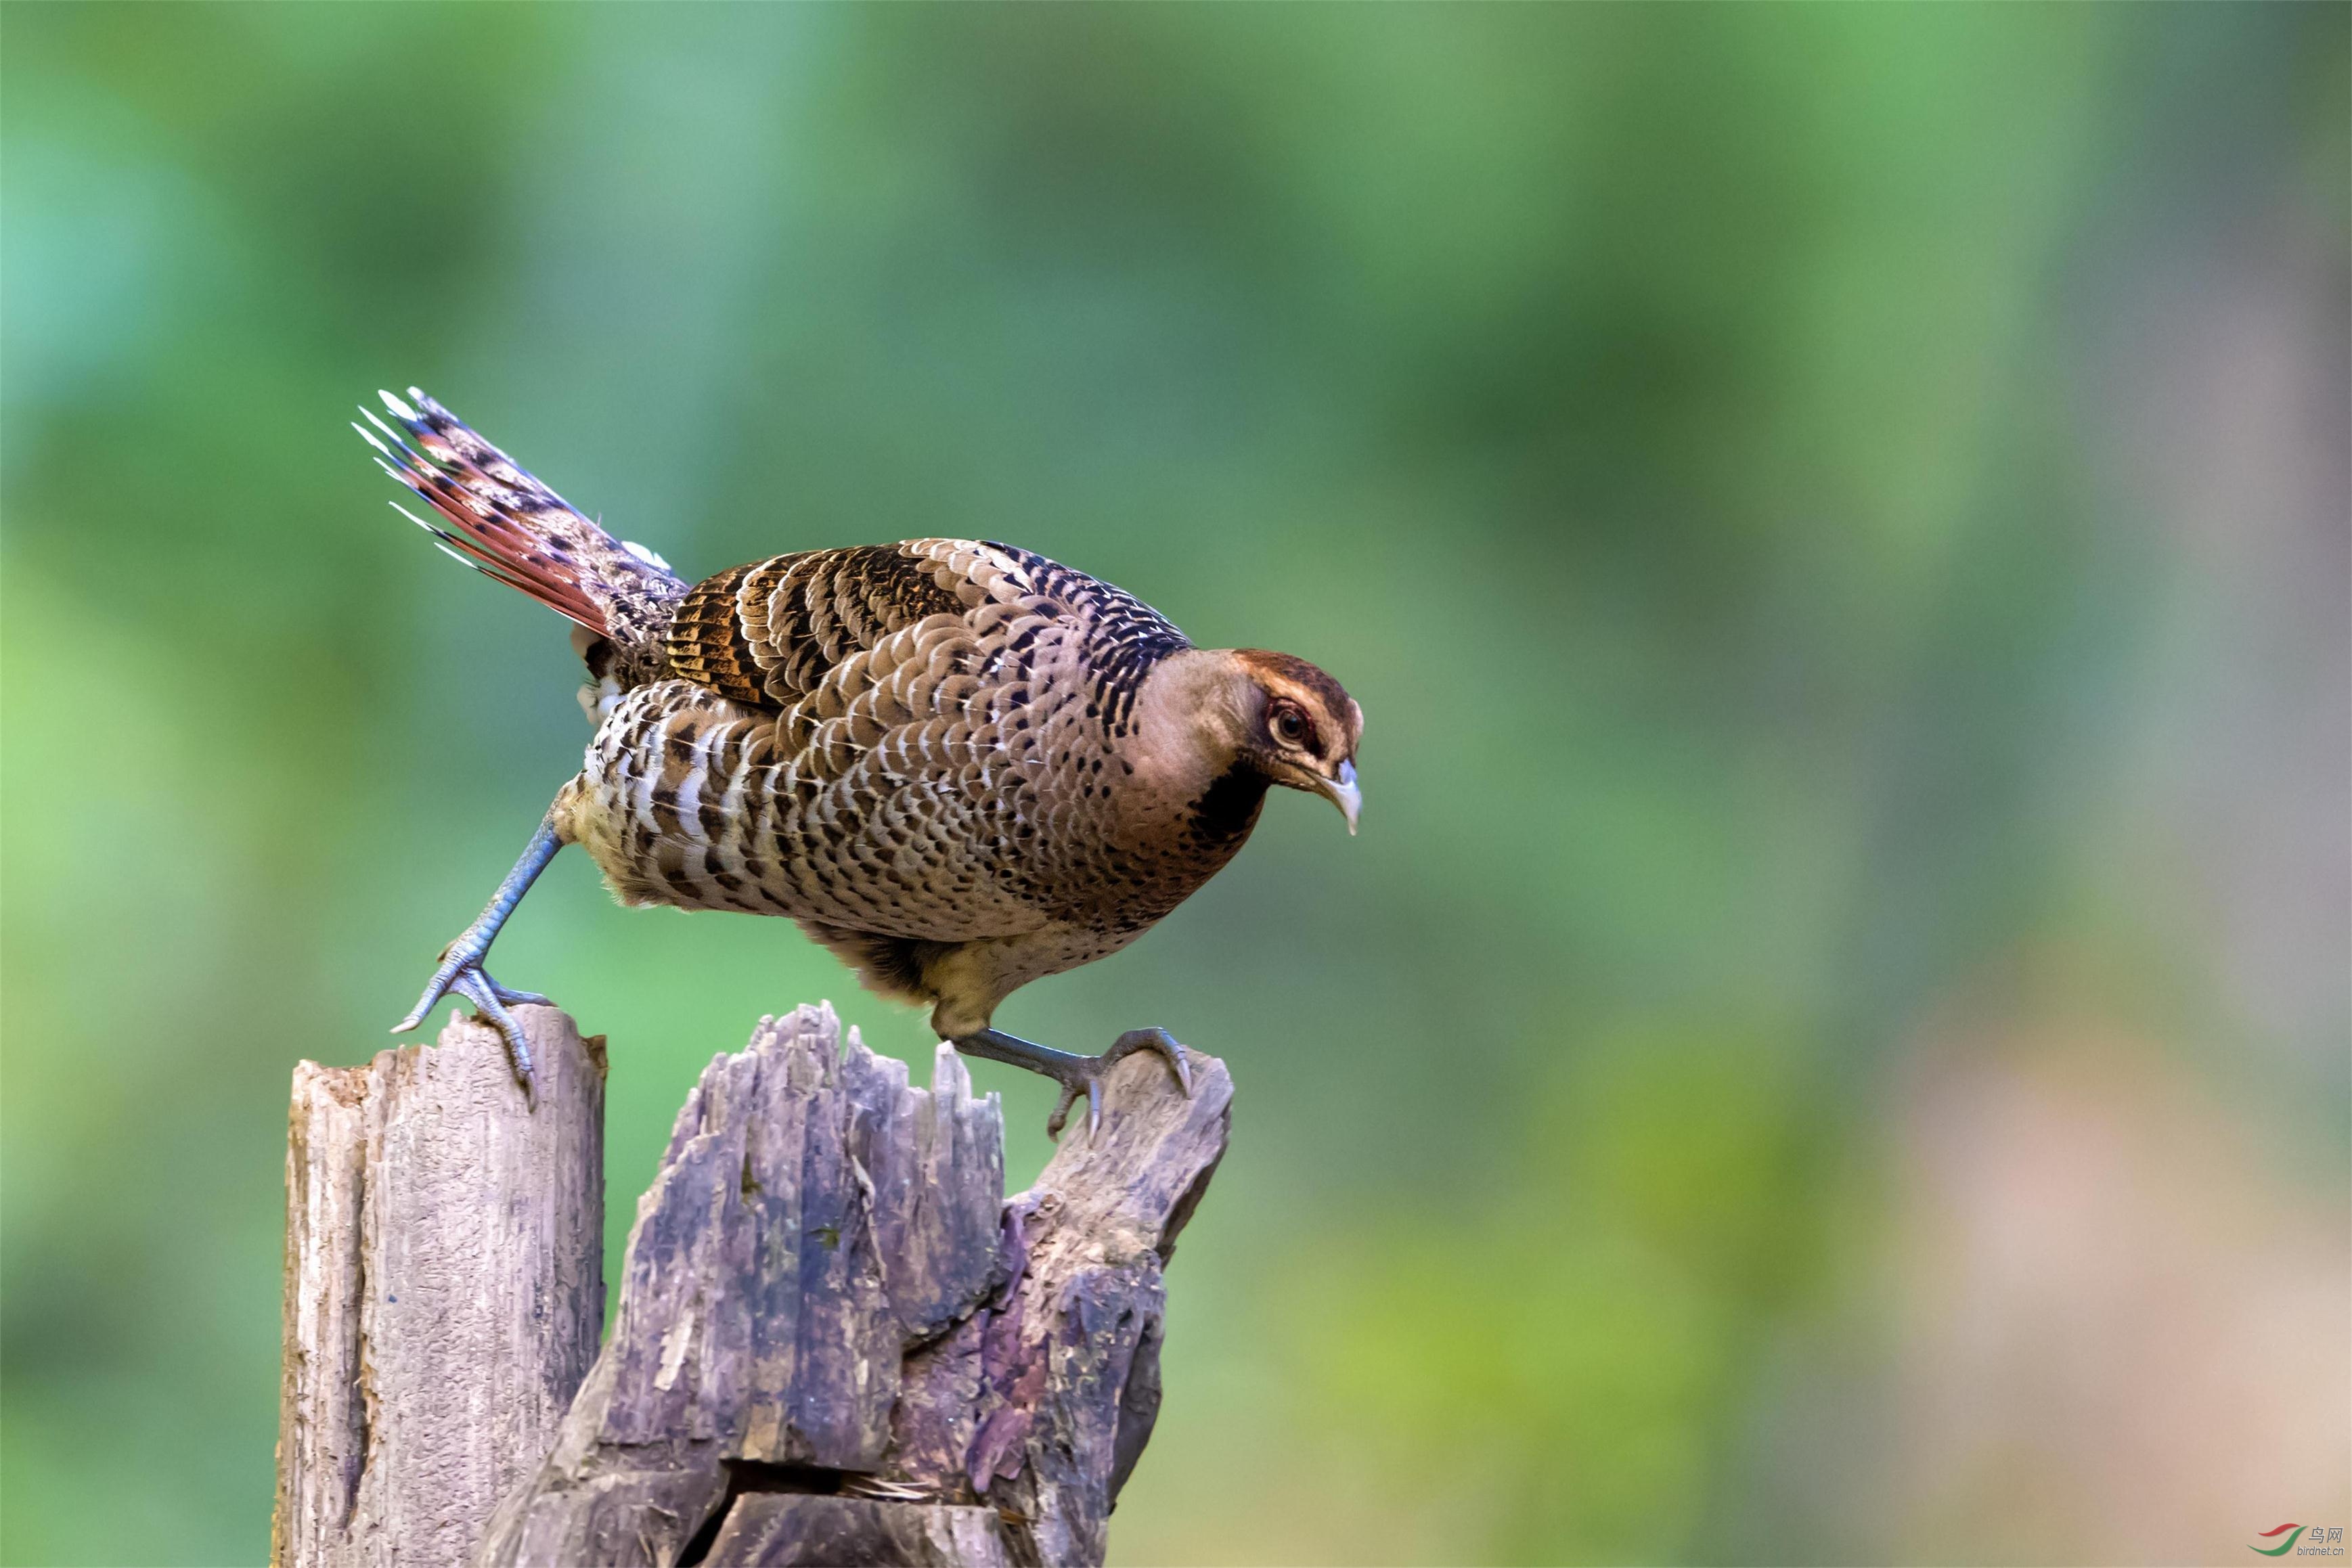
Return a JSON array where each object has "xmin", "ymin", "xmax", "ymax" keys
[{"xmin": 361, "ymin": 389, "xmax": 1362, "ymax": 1134}]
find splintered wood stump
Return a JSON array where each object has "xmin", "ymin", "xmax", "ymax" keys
[
  {"xmin": 474, "ymin": 1004, "xmax": 1234, "ymax": 1568},
  {"xmin": 274, "ymin": 1008, "xmax": 606, "ymax": 1568}
]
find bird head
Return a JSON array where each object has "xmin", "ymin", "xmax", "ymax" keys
[
  {"xmin": 1228, "ymin": 648, "xmax": 1364, "ymax": 832},
  {"xmin": 1131, "ymin": 647, "xmax": 1365, "ymax": 833}
]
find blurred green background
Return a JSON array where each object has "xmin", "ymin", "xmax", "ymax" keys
[{"xmin": 4, "ymin": 6, "xmax": 2346, "ymax": 1564}]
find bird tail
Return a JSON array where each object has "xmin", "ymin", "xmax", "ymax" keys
[{"xmin": 356, "ymin": 388, "xmax": 686, "ymax": 660}]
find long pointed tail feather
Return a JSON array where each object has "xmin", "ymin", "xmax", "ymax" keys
[{"xmin": 358, "ymin": 388, "xmax": 684, "ymax": 653}]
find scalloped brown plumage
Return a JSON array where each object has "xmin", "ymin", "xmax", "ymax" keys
[{"xmin": 370, "ymin": 389, "xmax": 1362, "ymax": 1121}]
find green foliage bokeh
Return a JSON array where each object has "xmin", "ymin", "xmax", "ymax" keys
[{"xmin": 3, "ymin": 7, "xmax": 2343, "ymax": 1565}]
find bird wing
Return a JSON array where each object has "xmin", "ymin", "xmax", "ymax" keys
[
  {"xmin": 666, "ymin": 543, "xmax": 985, "ymax": 707},
  {"xmin": 664, "ymin": 541, "xmax": 1189, "ymax": 737}
]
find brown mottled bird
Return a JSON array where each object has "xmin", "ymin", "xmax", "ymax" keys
[{"xmin": 362, "ymin": 389, "xmax": 1362, "ymax": 1134}]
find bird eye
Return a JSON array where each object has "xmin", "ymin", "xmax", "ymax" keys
[{"xmin": 1270, "ymin": 704, "xmax": 1309, "ymax": 746}]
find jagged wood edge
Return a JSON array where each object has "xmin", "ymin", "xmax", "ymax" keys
[{"xmin": 472, "ymin": 1004, "xmax": 1232, "ymax": 1568}]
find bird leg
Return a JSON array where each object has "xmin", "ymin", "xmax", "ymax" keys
[
  {"xmin": 950, "ymin": 1027, "xmax": 1194, "ymax": 1139},
  {"xmin": 393, "ymin": 811, "xmax": 565, "ymax": 1096}
]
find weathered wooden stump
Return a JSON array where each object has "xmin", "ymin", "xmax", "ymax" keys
[
  {"xmin": 274, "ymin": 1008, "xmax": 606, "ymax": 1568},
  {"xmin": 276, "ymin": 1002, "xmax": 1232, "ymax": 1568}
]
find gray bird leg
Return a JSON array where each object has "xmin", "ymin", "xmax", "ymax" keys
[
  {"xmin": 951, "ymin": 1026, "xmax": 1194, "ymax": 1139},
  {"xmin": 393, "ymin": 811, "xmax": 564, "ymax": 1098}
]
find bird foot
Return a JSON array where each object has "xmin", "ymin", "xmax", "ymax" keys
[
  {"xmin": 393, "ymin": 937, "xmax": 550, "ymax": 1098},
  {"xmin": 1046, "ymin": 1028, "xmax": 1195, "ymax": 1140},
  {"xmin": 952, "ymin": 1026, "xmax": 1193, "ymax": 1140}
]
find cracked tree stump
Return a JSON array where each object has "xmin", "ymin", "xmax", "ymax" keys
[
  {"xmin": 278, "ymin": 1000, "xmax": 1231, "ymax": 1568},
  {"xmin": 273, "ymin": 1007, "xmax": 607, "ymax": 1568},
  {"xmin": 476, "ymin": 1002, "xmax": 1233, "ymax": 1568}
]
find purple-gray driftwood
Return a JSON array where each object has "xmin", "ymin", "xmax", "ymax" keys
[
  {"xmin": 277, "ymin": 1000, "xmax": 1231, "ymax": 1568},
  {"xmin": 274, "ymin": 1008, "xmax": 606, "ymax": 1568},
  {"xmin": 473, "ymin": 1003, "xmax": 1234, "ymax": 1568}
]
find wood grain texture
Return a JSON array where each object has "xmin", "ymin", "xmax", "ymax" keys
[
  {"xmin": 474, "ymin": 1002, "xmax": 1232, "ymax": 1568},
  {"xmin": 703, "ymin": 1496, "xmax": 1014, "ymax": 1567},
  {"xmin": 275, "ymin": 1006, "xmax": 606, "ymax": 1568}
]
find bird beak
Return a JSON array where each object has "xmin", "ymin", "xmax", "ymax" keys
[{"xmin": 1316, "ymin": 759, "xmax": 1362, "ymax": 835}]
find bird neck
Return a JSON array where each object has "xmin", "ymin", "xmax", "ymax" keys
[
  {"xmin": 1118, "ymin": 648, "xmax": 1272, "ymax": 872},
  {"xmin": 1126, "ymin": 649, "xmax": 1251, "ymax": 796}
]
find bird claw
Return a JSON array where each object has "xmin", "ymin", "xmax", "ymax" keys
[
  {"xmin": 1044, "ymin": 1028, "xmax": 1194, "ymax": 1141},
  {"xmin": 393, "ymin": 942, "xmax": 541, "ymax": 1097}
]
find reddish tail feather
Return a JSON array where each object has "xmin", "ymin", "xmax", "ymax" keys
[{"xmin": 356, "ymin": 388, "xmax": 684, "ymax": 644}]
